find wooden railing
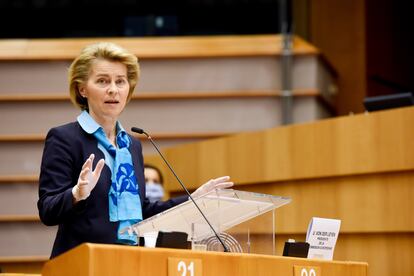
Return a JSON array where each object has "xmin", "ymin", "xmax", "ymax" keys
[
  {"xmin": 0, "ymin": 89, "xmax": 319, "ymax": 102},
  {"xmin": 0, "ymin": 256, "xmax": 46, "ymax": 274},
  {"xmin": 0, "ymin": 35, "xmax": 318, "ymax": 60}
]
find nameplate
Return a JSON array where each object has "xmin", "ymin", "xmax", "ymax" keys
[
  {"xmin": 168, "ymin": 257, "xmax": 202, "ymax": 276},
  {"xmin": 306, "ymin": 217, "xmax": 341, "ymax": 260}
]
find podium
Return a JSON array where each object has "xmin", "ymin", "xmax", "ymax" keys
[
  {"xmin": 41, "ymin": 190, "xmax": 368, "ymax": 275},
  {"xmin": 42, "ymin": 243, "xmax": 368, "ymax": 276},
  {"xmin": 125, "ymin": 189, "xmax": 291, "ymax": 253}
]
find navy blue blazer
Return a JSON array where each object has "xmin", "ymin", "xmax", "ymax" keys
[{"xmin": 38, "ymin": 121, "xmax": 187, "ymax": 258}]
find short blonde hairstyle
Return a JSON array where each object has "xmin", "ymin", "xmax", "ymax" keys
[{"xmin": 68, "ymin": 42, "xmax": 140, "ymax": 110}]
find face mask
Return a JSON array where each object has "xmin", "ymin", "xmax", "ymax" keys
[{"xmin": 145, "ymin": 182, "xmax": 164, "ymax": 203}]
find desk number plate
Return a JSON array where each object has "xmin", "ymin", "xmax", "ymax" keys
[
  {"xmin": 168, "ymin": 257, "xmax": 202, "ymax": 276},
  {"xmin": 294, "ymin": 265, "xmax": 321, "ymax": 276}
]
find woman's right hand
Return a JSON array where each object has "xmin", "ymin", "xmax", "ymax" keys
[{"xmin": 72, "ymin": 154, "xmax": 105, "ymax": 203}]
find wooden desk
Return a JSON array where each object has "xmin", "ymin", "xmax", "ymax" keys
[{"xmin": 42, "ymin": 243, "xmax": 367, "ymax": 276}]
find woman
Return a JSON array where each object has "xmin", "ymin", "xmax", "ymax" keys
[
  {"xmin": 144, "ymin": 164, "xmax": 165, "ymax": 203},
  {"xmin": 37, "ymin": 42, "xmax": 233, "ymax": 258}
]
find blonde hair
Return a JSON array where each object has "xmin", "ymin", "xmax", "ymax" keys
[{"xmin": 68, "ymin": 42, "xmax": 140, "ymax": 110}]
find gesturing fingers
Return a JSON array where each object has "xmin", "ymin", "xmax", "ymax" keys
[
  {"xmin": 214, "ymin": 181, "xmax": 234, "ymax": 190},
  {"xmin": 212, "ymin": 175, "xmax": 230, "ymax": 183},
  {"xmin": 80, "ymin": 154, "xmax": 94, "ymax": 171},
  {"xmin": 79, "ymin": 154, "xmax": 104, "ymax": 183},
  {"xmin": 209, "ymin": 176, "xmax": 231, "ymax": 187},
  {"xmin": 79, "ymin": 167, "xmax": 91, "ymax": 182},
  {"xmin": 92, "ymin": 159, "xmax": 105, "ymax": 181},
  {"xmin": 73, "ymin": 155, "xmax": 105, "ymax": 202}
]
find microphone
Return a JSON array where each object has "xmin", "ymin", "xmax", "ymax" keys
[{"xmin": 131, "ymin": 127, "xmax": 230, "ymax": 252}]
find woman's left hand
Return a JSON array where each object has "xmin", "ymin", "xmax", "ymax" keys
[{"xmin": 191, "ymin": 176, "xmax": 234, "ymax": 199}]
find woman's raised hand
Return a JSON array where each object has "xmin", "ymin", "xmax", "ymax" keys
[{"xmin": 72, "ymin": 154, "xmax": 105, "ymax": 202}]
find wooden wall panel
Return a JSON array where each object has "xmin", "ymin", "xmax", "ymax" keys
[
  {"xmin": 0, "ymin": 183, "xmax": 38, "ymax": 215},
  {"xmin": 161, "ymin": 107, "xmax": 414, "ymax": 276},
  {"xmin": 239, "ymin": 172, "xmax": 414, "ymax": 233},
  {"xmin": 310, "ymin": 0, "xmax": 366, "ymax": 114},
  {"xmin": 0, "ymin": 222, "xmax": 56, "ymax": 256},
  {"xmin": 163, "ymin": 107, "xmax": 414, "ymax": 189}
]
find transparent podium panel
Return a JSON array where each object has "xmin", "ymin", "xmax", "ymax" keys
[
  {"xmin": 126, "ymin": 189, "xmax": 291, "ymax": 254},
  {"xmin": 223, "ymin": 209, "xmax": 278, "ymax": 255}
]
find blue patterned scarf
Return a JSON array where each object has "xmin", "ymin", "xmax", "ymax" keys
[{"xmin": 93, "ymin": 126, "xmax": 142, "ymax": 245}]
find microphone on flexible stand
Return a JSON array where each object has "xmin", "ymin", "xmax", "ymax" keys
[{"xmin": 131, "ymin": 127, "xmax": 230, "ymax": 252}]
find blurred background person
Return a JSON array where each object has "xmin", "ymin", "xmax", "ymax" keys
[{"xmin": 144, "ymin": 164, "xmax": 165, "ymax": 203}]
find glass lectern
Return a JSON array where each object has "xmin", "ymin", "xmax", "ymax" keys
[{"xmin": 126, "ymin": 189, "xmax": 291, "ymax": 254}]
